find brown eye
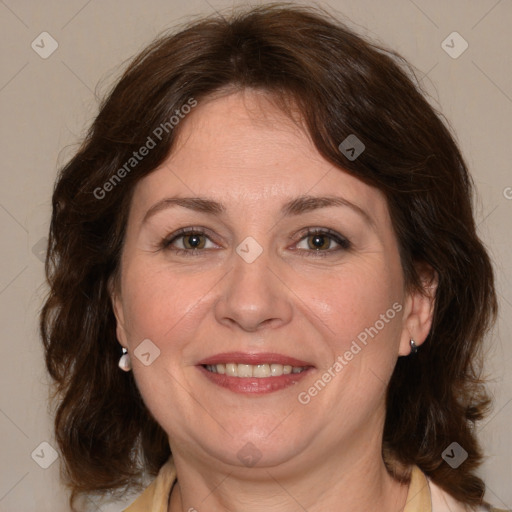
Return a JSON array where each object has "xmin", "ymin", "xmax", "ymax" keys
[
  {"xmin": 295, "ymin": 228, "xmax": 351, "ymax": 256},
  {"xmin": 182, "ymin": 233, "xmax": 206, "ymax": 249},
  {"xmin": 162, "ymin": 229, "xmax": 217, "ymax": 254},
  {"xmin": 307, "ymin": 234, "xmax": 332, "ymax": 250}
]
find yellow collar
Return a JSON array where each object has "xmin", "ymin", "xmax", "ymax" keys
[
  {"xmin": 124, "ymin": 458, "xmax": 176, "ymax": 512},
  {"xmin": 124, "ymin": 459, "xmax": 433, "ymax": 512},
  {"xmin": 403, "ymin": 465, "xmax": 432, "ymax": 511}
]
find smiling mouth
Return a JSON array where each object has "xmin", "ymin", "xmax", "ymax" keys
[
  {"xmin": 197, "ymin": 352, "xmax": 313, "ymax": 393},
  {"xmin": 203, "ymin": 363, "xmax": 307, "ymax": 378}
]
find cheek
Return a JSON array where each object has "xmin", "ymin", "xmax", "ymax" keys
[
  {"xmin": 118, "ymin": 265, "xmax": 208, "ymax": 420},
  {"xmin": 308, "ymin": 269, "xmax": 403, "ymax": 385},
  {"xmin": 303, "ymin": 260, "xmax": 402, "ymax": 349},
  {"xmin": 119, "ymin": 262, "xmax": 200, "ymax": 345}
]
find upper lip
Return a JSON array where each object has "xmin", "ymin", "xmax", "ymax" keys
[{"xmin": 197, "ymin": 352, "xmax": 314, "ymax": 367}]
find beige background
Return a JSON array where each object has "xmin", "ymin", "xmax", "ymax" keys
[{"xmin": 0, "ymin": 0, "xmax": 511, "ymax": 510}]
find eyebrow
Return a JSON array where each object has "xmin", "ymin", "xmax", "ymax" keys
[{"xmin": 142, "ymin": 194, "xmax": 374, "ymax": 227}]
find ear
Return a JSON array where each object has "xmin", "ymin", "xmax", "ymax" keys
[
  {"xmin": 108, "ymin": 275, "xmax": 129, "ymax": 348},
  {"xmin": 398, "ymin": 263, "xmax": 438, "ymax": 356}
]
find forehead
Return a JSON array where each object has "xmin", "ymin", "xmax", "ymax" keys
[{"xmin": 130, "ymin": 90, "xmax": 388, "ymax": 221}]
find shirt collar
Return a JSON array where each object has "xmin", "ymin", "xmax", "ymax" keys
[
  {"xmin": 124, "ymin": 458, "xmax": 432, "ymax": 512},
  {"xmin": 403, "ymin": 465, "xmax": 432, "ymax": 512}
]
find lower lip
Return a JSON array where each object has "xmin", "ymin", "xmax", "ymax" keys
[{"xmin": 197, "ymin": 365, "xmax": 313, "ymax": 394}]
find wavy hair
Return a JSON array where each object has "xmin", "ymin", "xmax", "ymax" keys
[{"xmin": 40, "ymin": 3, "xmax": 498, "ymax": 509}]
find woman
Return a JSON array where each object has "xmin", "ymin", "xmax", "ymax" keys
[{"xmin": 40, "ymin": 4, "xmax": 508, "ymax": 512}]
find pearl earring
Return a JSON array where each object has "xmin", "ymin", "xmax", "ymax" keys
[
  {"xmin": 118, "ymin": 347, "xmax": 132, "ymax": 371},
  {"xmin": 410, "ymin": 339, "xmax": 418, "ymax": 355}
]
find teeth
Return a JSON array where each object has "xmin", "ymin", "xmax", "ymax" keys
[
  {"xmin": 205, "ymin": 363, "xmax": 305, "ymax": 377},
  {"xmin": 253, "ymin": 364, "xmax": 271, "ymax": 377},
  {"xmin": 226, "ymin": 363, "xmax": 237, "ymax": 376},
  {"xmin": 237, "ymin": 364, "xmax": 252, "ymax": 377}
]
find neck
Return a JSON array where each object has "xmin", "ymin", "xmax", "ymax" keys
[{"xmin": 168, "ymin": 433, "xmax": 409, "ymax": 512}]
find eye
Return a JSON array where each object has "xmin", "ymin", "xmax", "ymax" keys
[
  {"xmin": 294, "ymin": 228, "xmax": 350, "ymax": 256},
  {"xmin": 161, "ymin": 228, "xmax": 217, "ymax": 255}
]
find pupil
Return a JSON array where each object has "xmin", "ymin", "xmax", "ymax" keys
[
  {"xmin": 310, "ymin": 235, "xmax": 327, "ymax": 250},
  {"xmin": 187, "ymin": 235, "xmax": 202, "ymax": 248}
]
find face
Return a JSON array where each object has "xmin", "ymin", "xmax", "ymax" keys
[{"xmin": 112, "ymin": 89, "xmax": 433, "ymax": 473}]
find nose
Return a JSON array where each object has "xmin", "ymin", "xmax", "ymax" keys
[{"xmin": 214, "ymin": 247, "xmax": 293, "ymax": 332}]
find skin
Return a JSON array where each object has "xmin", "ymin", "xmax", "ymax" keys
[{"xmin": 111, "ymin": 89, "xmax": 437, "ymax": 512}]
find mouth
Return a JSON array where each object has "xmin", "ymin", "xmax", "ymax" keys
[{"xmin": 197, "ymin": 352, "xmax": 314, "ymax": 394}]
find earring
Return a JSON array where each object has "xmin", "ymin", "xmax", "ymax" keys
[
  {"xmin": 118, "ymin": 347, "xmax": 132, "ymax": 371},
  {"xmin": 410, "ymin": 339, "xmax": 418, "ymax": 355}
]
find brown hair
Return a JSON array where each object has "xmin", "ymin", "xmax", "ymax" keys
[{"xmin": 40, "ymin": 3, "xmax": 498, "ymax": 509}]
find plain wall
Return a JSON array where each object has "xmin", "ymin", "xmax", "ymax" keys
[{"xmin": 0, "ymin": 0, "xmax": 510, "ymax": 510}]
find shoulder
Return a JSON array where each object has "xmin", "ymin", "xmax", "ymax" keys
[{"xmin": 428, "ymin": 475, "xmax": 509, "ymax": 512}]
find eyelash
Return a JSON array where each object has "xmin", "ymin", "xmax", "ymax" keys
[{"xmin": 161, "ymin": 227, "xmax": 351, "ymax": 258}]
